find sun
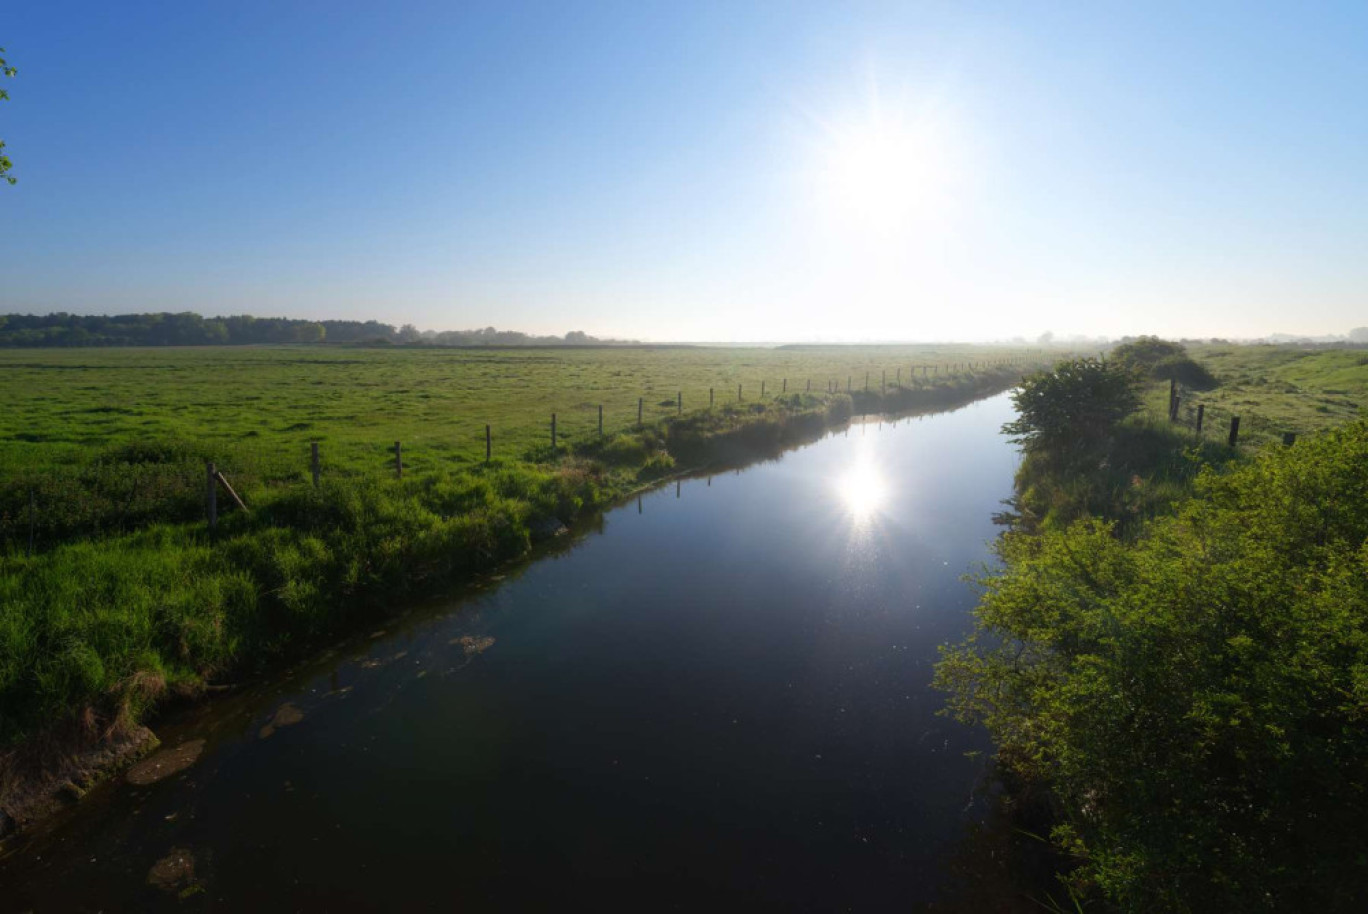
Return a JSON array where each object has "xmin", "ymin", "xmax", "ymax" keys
[
  {"xmin": 819, "ymin": 117, "xmax": 950, "ymax": 232},
  {"xmin": 805, "ymin": 83, "xmax": 960, "ymax": 235}
]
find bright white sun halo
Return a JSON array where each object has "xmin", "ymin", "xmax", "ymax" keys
[{"xmin": 810, "ymin": 90, "xmax": 959, "ymax": 235}]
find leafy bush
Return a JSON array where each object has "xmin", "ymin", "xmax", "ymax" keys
[
  {"xmin": 1112, "ymin": 336, "xmax": 1187, "ymax": 370},
  {"xmin": 1003, "ymin": 358, "xmax": 1144, "ymax": 466},
  {"xmin": 1152, "ymin": 354, "xmax": 1218, "ymax": 390},
  {"xmin": 938, "ymin": 420, "xmax": 1368, "ymax": 910}
]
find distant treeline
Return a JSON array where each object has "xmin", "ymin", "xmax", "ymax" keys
[{"xmin": 0, "ymin": 312, "xmax": 631, "ymax": 348}]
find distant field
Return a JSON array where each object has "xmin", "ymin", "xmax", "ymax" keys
[
  {"xmin": 0, "ymin": 343, "xmax": 1038, "ymax": 478},
  {"xmin": 1143, "ymin": 345, "xmax": 1368, "ymax": 446}
]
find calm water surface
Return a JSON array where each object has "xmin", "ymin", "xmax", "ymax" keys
[{"xmin": 2, "ymin": 393, "xmax": 1022, "ymax": 911}]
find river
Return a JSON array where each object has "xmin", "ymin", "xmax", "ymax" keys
[{"xmin": 1, "ymin": 392, "xmax": 1023, "ymax": 911}]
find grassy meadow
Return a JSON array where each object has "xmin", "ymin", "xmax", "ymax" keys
[
  {"xmin": 0, "ymin": 343, "xmax": 1034, "ymax": 475},
  {"xmin": 1145, "ymin": 344, "xmax": 1368, "ymax": 446},
  {"xmin": 0, "ymin": 343, "xmax": 1038, "ymax": 754},
  {"xmin": 1011, "ymin": 342, "xmax": 1368, "ymax": 536}
]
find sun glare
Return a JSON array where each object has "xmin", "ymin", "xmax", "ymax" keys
[
  {"xmin": 807, "ymin": 84, "xmax": 960, "ymax": 236},
  {"xmin": 836, "ymin": 451, "xmax": 888, "ymax": 521},
  {"xmin": 823, "ymin": 122, "xmax": 944, "ymax": 228}
]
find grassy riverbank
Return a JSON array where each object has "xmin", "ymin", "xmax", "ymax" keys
[
  {"xmin": 1014, "ymin": 342, "xmax": 1367, "ymax": 535},
  {"xmin": 1, "ymin": 345, "xmax": 1033, "ymax": 818}
]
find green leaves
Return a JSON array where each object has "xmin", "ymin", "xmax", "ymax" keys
[
  {"xmin": 939, "ymin": 420, "xmax": 1368, "ymax": 908},
  {"xmin": 1003, "ymin": 357, "xmax": 1144, "ymax": 465}
]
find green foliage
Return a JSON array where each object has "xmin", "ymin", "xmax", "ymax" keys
[
  {"xmin": 1151, "ymin": 354, "xmax": 1217, "ymax": 390},
  {"xmin": 1003, "ymin": 358, "xmax": 1144, "ymax": 466},
  {"xmin": 1112, "ymin": 335, "xmax": 1187, "ymax": 371},
  {"xmin": 938, "ymin": 420, "xmax": 1368, "ymax": 910},
  {"xmin": 0, "ymin": 46, "xmax": 15, "ymax": 185},
  {"xmin": 1012, "ymin": 416, "xmax": 1233, "ymax": 535}
]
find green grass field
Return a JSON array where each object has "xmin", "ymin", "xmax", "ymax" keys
[
  {"xmin": 0, "ymin": 343, "xmax": 1035, "ymax": 475},
  {"xmin": 0, "ymin": 343, "xmax": 1039, "ymax": 755},
  {"xmin": 1143, "ymin": 344, "xmax": 1368, "ymax": 446}
]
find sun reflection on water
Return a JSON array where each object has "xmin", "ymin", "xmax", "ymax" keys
[{"xmin": 836, "ymin": 449, "xmax": 888, "ymax": 522}]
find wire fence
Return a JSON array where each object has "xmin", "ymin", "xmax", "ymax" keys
[
  {"xmin": 2, "ymin": 359, "xmax": 1045, "ymax": 555},
  {"xmin": 1149, "ymin": 382, "xmax": 1303, "ymax": 449}
]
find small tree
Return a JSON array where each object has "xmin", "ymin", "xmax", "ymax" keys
[{"xmin": 1003, "ymin": 357, "xmax": 1142, "ymax": 464}]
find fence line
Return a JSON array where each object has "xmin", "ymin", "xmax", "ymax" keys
[{"xmin": 5, "ymin": 359, "xmax": 1055, "ymax": 550}]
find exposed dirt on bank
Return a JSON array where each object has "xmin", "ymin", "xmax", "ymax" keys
[{"xmin": 0, "ymin": 724, "xmax": 158, "ymax": 843}]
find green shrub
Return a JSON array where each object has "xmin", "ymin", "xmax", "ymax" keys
[
  {"xmin": 1003, "ymin": 358, "xmax": 1144, "ymax": 468},
  {"xmin": 938, "ymin": 420, "xmax": 1368, "ymax": 910},
  {"xmin": 1152, "ymin": 354, "xmax": 1218, "ymax": 390}
]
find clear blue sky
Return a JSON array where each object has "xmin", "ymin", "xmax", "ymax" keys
[{"xmin": 2, "ymin": 1, "xmax": 1366, "ymax": 341}]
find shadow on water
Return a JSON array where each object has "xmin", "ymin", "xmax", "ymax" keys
[{"xmin": 0, "ymin": 390, "xmax": 1066, "ymax": 912}]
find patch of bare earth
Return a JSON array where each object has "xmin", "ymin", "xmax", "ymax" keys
[{"xmin": 0, "ymin": 724, "xmax": 159, "ymax": 840}]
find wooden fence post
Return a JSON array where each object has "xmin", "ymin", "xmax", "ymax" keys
[
  {"xmin": 782, "ymin": 378, "xmax": 787, "ymax": 393},
  {"xmin": 638, "ymin": 397, "xmax": 643, "ymax": 428},
  {"xmin": 761, "ymin": 380, "xmax": 766, "ymax": 398},
  {"xmin": 598, "ymin": 404, "xmax": 604, "ymax": 436},
  {"xmin": 865, "ymin": 372, "xmax": 869, "ymax": 391},
  {"xmin": 738, "ymin": 383, "xmax": 742, "ymax": 401},
  {"xmin": 206, "ymin": 461, "xmax": 218, "ymax": 531},
  {"xmin": 1228, "ymin": 416, "xmax": 1240, "ymax": 447},
  {"xmin": 710, "ymin": 387, "xmax": 714, "ymax": 408},
  {"xmin": 806, "ymin": 379, "xmax": 811, "ymax": 392},
  {"xmin": 881, "ymin": 370, "xmax": 886, "ymax": 394},
  {"xmin": 214, "ymin": 469, "xmax": 249, "ymax": 513},
  {"xmin": 27, "ymin": 488, "xmax": 35, "ymax": 557},
  {"xmin": 310, "ymin": 442, "xmax": 320, "ymax": 488},
  {"xmin": 486, "ymin": 424, "xmax": 492, "ymax": 462},
  {"xmin": 1168, "ymin": 378, "xmax": 1177, "ymax": 420},
  {"xmin": 551, "ymin": 414, "xmax": 557, "ymax": 449},
  {"xmin": 1195, "ymin": 404, "xmax": 1204, "ymax": 435},
  {"xmin": 394, "ymin": 441, "xmax": 403, "ymax": 478},
  {"xmin": 1170, "ymin": 395, "xmax": 1180, "ymax": 422},
  {"xmin": 677, "ymin": 391, "xmax": 682, "ymax": 415}
]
